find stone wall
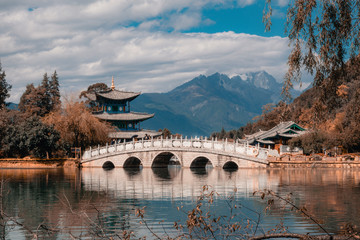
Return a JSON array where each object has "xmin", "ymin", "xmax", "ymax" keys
[{"xmin": 268, "ymin": 154, "xmax": 360, "ymax": 168}]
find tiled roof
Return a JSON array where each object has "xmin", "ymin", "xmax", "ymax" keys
[
  {"xmin": 242, "ymin": 121, "xmax": 307, "ymax": 144},
  {"xmin": 85, "ymin": 89, "xmax": 140, "ymax": 101},
  {"xmin": 93, "ymin": 112, "xmax": 154, "ymax": 121},
  {"xmin": 86, "ymin": 92, "xmax": 96, "ymax": 101},
  {"xmin": 96, "ymin": 89, "xmax": 140, "ymax": 101},
  {"xmin": 109, "ymin": 130, "xmax": 161, "ymax": 139}
]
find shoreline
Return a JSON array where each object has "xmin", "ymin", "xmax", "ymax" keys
[
  {"xmin": 0, "ymin": 158, "xmax": 80, "ymax": 168},
  {"xmin": 1, "ymin": 157, "xmax": 360, "ymax": 169}
]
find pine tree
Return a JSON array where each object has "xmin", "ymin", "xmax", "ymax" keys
[
  {"xmin": 0, "ymin": 62, "xmax": 11, "ymax": 109},
  {"xmin": 39, "ymin": 73, "xmax": 52, "ymax": 114},
  {"xmin": 50, "ymin": 70, "xmax": 61, "ymax": 111},
  {"xmin": 219, "ymin": 127, "xmax": 226, "ymax": 139}
]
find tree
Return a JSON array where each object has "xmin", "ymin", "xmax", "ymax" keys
[
  {"xmin": 0, "ymin": 62, "xmax": 11, "ymax": 109},
  {"xmin": 18, "ymin": 72, "xmax": 60, "ymax": 117},
  {"xmin": 264, "ymin": 0, "xmax": 360, "ymax": 101},
  {"xmin": 160, "ymin": 128, "xmax": 172, "ymax": 138},
  {"xmin": 43, "ymin": 100, "xmax": 113, "ymax": 151},
  {"xmin": 79, "ymin": 83, "xmax": 110, "ymax": 110},
  {"xmin": 18, "ymin": 84, "xmax": 44, "ymax": 116},
  {"xmin": 39, "ymin": 73, "xmax": 52, "ymax": 114},
  {"xmin": 25, "ymin": 117, "xmax": 61, "ymax": 158},
  {"xmin": 0, "ymin": 112, "xmax": 61, "ymax": 158},
  {"xmin": 79, "ymin": 83, "xmax": 109, "ymax": 99},
  {"xmin": 49, "ymin": 71, "xmax": 61, "ymax": 111}
]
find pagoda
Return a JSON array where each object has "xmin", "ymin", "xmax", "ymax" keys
[{"xmin": 87, "ymin": 77, "xmax": 161, "ymax": 140}]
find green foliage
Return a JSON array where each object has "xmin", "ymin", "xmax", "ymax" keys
[
  {"xmin": 211, "ymin": 127, "xmax": 244, "ymax": 140},
  {"xmin": 0, "ymin": 62, "xmax": 11, "ymax": 109},
  {"xmin": 40, "ymin": 73, "xmax": 52, "ymax": 113},
  {"xmin": 288, "ymin": 130, "xmax": 335, "ymax": 155},
  {"xmin": 0, "ymin": 110, "xmax": 60, "ymax": 158},
  {"xmin": 50, "ymin": 71, "xmax": 61, "ymax": 111}
]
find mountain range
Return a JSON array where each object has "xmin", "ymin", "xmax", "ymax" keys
[{"xmin": 132, "ymin": 71, "xmax": 301, "ymax": 136}]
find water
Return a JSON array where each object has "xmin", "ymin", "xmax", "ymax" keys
[{"xmin": 1, "ymin": 167, "xmax": 360, "ymax": 239}]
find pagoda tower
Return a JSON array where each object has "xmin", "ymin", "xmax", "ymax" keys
[{"xmin": 87, "ymin": 77, "xmax": 160, "ymax": 140}]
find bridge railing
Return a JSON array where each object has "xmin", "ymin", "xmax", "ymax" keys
[{"xmin": 82, "ymin": 136, "xmax": 279, "ymax": 161}]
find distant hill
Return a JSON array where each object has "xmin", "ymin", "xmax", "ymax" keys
[
  {"xmin": 132, "ymin": 71, "xmax": 301, "ymax": 136},
  {"xmin": 6, "ymin": 102, "xmax": 18, "ymax": 110}
]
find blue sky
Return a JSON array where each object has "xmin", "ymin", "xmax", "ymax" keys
[
  {"xmin": 0, "ymin": 0, "xmax": 306, "ymax": 102},
  {"xmin": 186, "ymin": 3, "xmax": 286, "ymax": 36}
]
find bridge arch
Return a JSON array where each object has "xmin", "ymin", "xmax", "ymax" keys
[
  {"xmin": 102, "ymin": 161, "xmax": 115, "ymax": 169},
  {"xmin": 151, "ymin": 152, "xmax": 182, "ymax": 168},
  {"xmin": 223, "ymin": 161, "xmax": 239, "ymax": 170},
  {"xmin": 190, "ymin": 156, "xmax": 213, "ymax": 169},
  {"xmin": 124, "ymin": 156, "xmax": 143, "ymax": 168}
]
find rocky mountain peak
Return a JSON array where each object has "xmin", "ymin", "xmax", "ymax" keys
[{"xmin": 237, "ymin": 70, "xmax": 280, "ymax": 90}]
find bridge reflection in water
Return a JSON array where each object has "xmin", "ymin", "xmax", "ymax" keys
[{"xmin": 81, "ymin": 167, "xmax": 279, "ymax": 200}]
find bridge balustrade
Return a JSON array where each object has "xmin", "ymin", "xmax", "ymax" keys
[{"xmin": 82, "ymin": 137, "xmax": 278, "ymax": 162}]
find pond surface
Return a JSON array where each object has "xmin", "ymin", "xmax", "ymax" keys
[{"xmin": 1, "ymin": 167, "xmax": 360, "ymax": 239}]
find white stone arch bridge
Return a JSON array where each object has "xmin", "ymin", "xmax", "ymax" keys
[{"xmin": 81, "ymin": 137, "xmax": 279, "ymax": 169}]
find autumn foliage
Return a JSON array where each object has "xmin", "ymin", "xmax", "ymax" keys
[
  {"xmin": 0, "ymin": 70, "xmax": 112, "ymax": 158},
  {"xmin": 43, "ymin": 100, "xmax": 113, "ymax": 151}
]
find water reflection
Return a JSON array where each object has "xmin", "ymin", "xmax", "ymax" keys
[
  {"xmin": 151, "ymin": 166, "xmax": 181, "ymax": 180},
  {"xmin": 81, "ymin": 168, "xmax": 276, "ymax": 204},
  {"xmin": 190, "ymin": 167, "xmax": 212, "ymax": 176},
  {"xmin": 123, "ymin": 167, "xmax": 142, "ymax": 177},
  {"xmin": 1, "ymin": 168, "xmax": 360, "ymax": 238}
]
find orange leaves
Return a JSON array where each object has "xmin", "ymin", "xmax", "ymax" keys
[
  {"xmin": 336, "ymin": 84, "xmax": 349, "ymax": 98},
  {"xmin": 43, "ymin": 100, "xmax": 113, "ymax": 149}
]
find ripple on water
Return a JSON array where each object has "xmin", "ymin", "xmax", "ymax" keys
[{"xmin": 1, "ymin": 168, "xmax": 360, "ymax": 238}]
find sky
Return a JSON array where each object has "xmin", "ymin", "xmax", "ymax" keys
[{"xmin": 0, "ymin": 0, "xmax": 309, "ymax": 103}]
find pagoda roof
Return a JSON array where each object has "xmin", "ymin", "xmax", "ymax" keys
[
  {"xmin": 109, "ymin": 130, "xmax": 161, "ymax": 139},
  {"xmin": 93, "ymin": 112, "xmax": 154, "ymax": 121},
  {"xmin": 86, "ymin": 89, "xmax": 141, "ymax": 102}
]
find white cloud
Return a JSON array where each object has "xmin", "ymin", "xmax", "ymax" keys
[
  {"xmin": 0, "ymin": 0, "xmax": 293, "ymax": 102},
  {"xmin": 276, "ymin": 0, "xmax": 289, "ymax": 7},
  {"xmin": 237, "ymin": 0, "xmax": 257, "ymax": 8}
]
